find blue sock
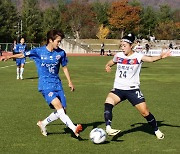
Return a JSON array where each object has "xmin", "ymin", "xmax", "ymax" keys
[
  {"xmin": 144, "ymin": 113, "xmax": 158, "ymax": 131},
  {"xmin": 104, "ymin": 103, "xmax": 113, "ymax": 126}
]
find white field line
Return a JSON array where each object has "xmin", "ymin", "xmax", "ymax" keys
[{"xmin": 0, "ymin": 61, "xmax": 33, "ymax": 69}]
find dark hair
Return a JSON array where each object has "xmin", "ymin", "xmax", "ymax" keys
[
  {"xmin": 46, "ymin": 29, "xmax": 65, "ymax": 44},
  {"xmin": 122, "ymin": 33, "xmax": 135, "ymax": 44}
]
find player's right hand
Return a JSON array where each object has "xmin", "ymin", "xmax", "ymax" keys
[
  {"xmin": 0, "ymin": 56, "xmax": 10, "ymax": 61},
  {"xmin": 0, "ymin": 56, "xmax": 6, "ymax": 61},
  {"xmin": 105, "ymin": 65, "xmax": 111, "ymax": 72}
]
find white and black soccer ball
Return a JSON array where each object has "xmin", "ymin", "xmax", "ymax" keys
[{"xmin": 89, "ymin": 128, "xmax": 106, "ymax": 144}]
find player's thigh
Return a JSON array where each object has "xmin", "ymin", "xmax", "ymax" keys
[
  {"xmin": 105, "ymin": 92, "xmax": 121, "ymax": 106},
  {"xmin": 57, "ymin": 90, "xmax": 67, "ymax": 108},
  {"xmin": 127, "ymin": 89, "xmax": 145, "ymax": 106},
  {"xmin": 41, "ymin": 91, "xmax": 63, "ymax": 109}
]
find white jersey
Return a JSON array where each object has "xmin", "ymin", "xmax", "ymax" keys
[{"xmin": 113, "ymin": 52, "xmax": 144, "ymax": 90}]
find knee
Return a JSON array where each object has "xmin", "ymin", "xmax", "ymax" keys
[
  {"xmin": 105, "ymin": 97, "xmax": 115, "ymax": 105},
  {"xmin": 141, "ymin": 110, "xmax": 149, "ymax": 117}
]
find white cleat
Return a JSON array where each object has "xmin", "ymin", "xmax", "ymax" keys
[
  {"xmin": 17, "ymin": 76, "xmax": 19, "ymax": 80},
  {"xmin": 106, "ymin": 128, "xmax": 121, "ymax": 136},
  {"xmin": 155, "ymin": 129, "xmax": 164, "ymax": 139},
  {"xmin": 37, "ymin": 121, "xmax": 47, "ymax": 136}
]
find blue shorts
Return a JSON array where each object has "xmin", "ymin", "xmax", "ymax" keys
[
  {"xmin": 41, "ymin": 90, "xmax": 67, "ymax": 109},
  {"xmin": 16, "ymin": 58, "xmax": 26, "ymax": 66},
  {"xmin": 110, "ymin": 88, "xmax": 145, "ymax": 106}
]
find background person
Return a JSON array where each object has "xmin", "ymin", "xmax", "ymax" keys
[
  {"xmin": 134, "ymin": 40, "xmax": 143, "ymax": 53},
  {"xmin": 100, "ymin": 42, "xmax": 105, "ymax": 56},
  {"xmin": 145, "ymin": 43, "xmax": 150, "ymax": 54},
  {"xmin": 107, "ymin": 50, "xmax": 112, "ymax": 56},
  {"xmin": 14, "ymin": 37, "xmax": 27, "ymax": 80},
  {"xmin": 169, "ymin": 42, "xmax": 173, "ymax": 49},
  {"xmin": 0, "ymin": 45, "xmax": 2, "ymax": 56},
  {"xmin": 11, "ymin": 40, "xmax": 17, "ymax": 54}
]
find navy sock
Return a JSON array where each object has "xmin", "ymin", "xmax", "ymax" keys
[
  {"xmin": 144, "ymin": 113, "xmax": 158, "ymax": 131},
  {"xmin": 104, "ymin": 103, "xmax": 113, "ymax": 126}
]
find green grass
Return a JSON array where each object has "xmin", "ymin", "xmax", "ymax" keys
[{"xmin": 0, "ymin": 56, "xmax": 180, "ymax": 154}]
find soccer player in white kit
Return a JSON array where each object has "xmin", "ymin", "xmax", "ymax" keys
[{"xmin": 104, "ymin": 33, "xmax": 171, "ymax": 139}]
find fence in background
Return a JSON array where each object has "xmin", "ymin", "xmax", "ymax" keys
[{"xmin": 0, "ymin": 43, "xmax": 40, "ymax": 52}]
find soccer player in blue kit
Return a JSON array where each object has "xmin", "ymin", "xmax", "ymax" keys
[
  {"xmin": 14, "ymin": 37, "xmax": 27, "ymax": 80},
  {"xmin": 2, "ymin": 30, "xmax": 82, "ymax": 137},
  {"xmin": 104, "ymin": 33, "xmax": 171, "ymax": 139}
]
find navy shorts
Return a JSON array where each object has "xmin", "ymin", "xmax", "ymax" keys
[
  {"xmin": 110, "ymin": 88, "xmax": 145, "ymax": 106},
  {"xmin": 41, "ymin": 90, "xmax": 67, "ymax": 109}
]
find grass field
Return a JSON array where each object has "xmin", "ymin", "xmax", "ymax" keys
[{"xmin": 0, "ymin": 56, "xmax": 180, "ymax": 154}]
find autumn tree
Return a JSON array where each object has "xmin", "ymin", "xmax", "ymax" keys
[
  {"xmin": 96, "ymin": 24, "xmax": 110, "ymax": 40},
  {"xmin": 155, "ymin": 21, "xmax": 179, "ymax": 40},
  {"xmin": 64, "ymin": 0, "xmax": 97, "ymax": 39},
  {"xmin": 154, "ymin": 4, "xmax": 179, "ymax": 40},
  {"xmin": 173, "ymin": 9, "xmax": 180, "ymax": 22},
  {"xmin": 108, "ymin": 0, "xmax": 141, "ymax": 38}
]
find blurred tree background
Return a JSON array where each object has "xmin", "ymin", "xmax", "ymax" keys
[{"xmin": 0, "ymin": 0, "xmax": 179, "ymax": 43}]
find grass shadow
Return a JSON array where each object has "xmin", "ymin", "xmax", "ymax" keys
[
  {"xmin": 112, "ymin": 120, "xmax": 180, "ymax": 141},
  {"xmin": 81, "ymin": 121, "xmax": 105, "ymax": 131},
  {"xmin": 24, "ymin": 76, "xmax": 38, "ymax": 80},
  {"xmin": 46, "ymin": 121, "xmax": 104, "ymax": 141},
  {"xmin": 142, "ymin": 66, "xmax": 149, "ymax": 69}
]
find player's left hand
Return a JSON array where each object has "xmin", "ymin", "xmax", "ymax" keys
[{"xmin": 69, "ymin": 82, "xmax": 75, "ymax": 92}]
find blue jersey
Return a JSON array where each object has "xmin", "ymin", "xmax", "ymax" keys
[
  {"xmin": 24, "ymin": 45, "xmax": 68, "ymax": 91},
  {"xmin": 15, "ymin": 43, "xmax": 27, "ymax": 54}
]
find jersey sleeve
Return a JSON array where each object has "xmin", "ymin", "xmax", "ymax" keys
[
  {"xmin": 136, "ymin": 52, "xmax": 144, "ymax": 62},
  {"xmin": 24, "ymin": 48, "xmax": 38, "ymax": 60},
  {"xmin": 113, "ymin": 53, "xmax": 118, "ymax": 63},
  {"xmin": 61, "ymin": 51, "xmax": 68, "ymax": 67}
]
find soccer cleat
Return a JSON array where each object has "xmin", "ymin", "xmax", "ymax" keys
[
  {"xmin": 155, "ymin": 129, "xmax": 164, "ymax": 139},
  {"xmin": 17, "ymin": 76, "xmax": 19, "ymax": 80},
  {"xmin": 106, "ymin": 128, "xmax": 121, "ymax": 136},
  {"xmin": 37, "ymin": 121, "xmax": 47, "ymax": 136},
  {"xmin": 74, "ymin": 124, "xmax": 83, "ymax": 137}
]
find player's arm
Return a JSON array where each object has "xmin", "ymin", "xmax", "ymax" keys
[
  {"xmin": 0, "ymin": 53, "xmax": 24, "ymax": 61},
  {"xmin": 105, "ymin": 59, "xmax": 116, "ymax": 72},
  {"xmin": 142, "ymin": 50, "xmax": 171, "ymax": 62},
  {"xmin": 62, "ymin": 66, "xmax": 75, "ymax": 91}
]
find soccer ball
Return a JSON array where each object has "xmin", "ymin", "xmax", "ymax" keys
[{"xmin": 89, "ymin": 128, "xmax": 106, "ymax": 144}]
